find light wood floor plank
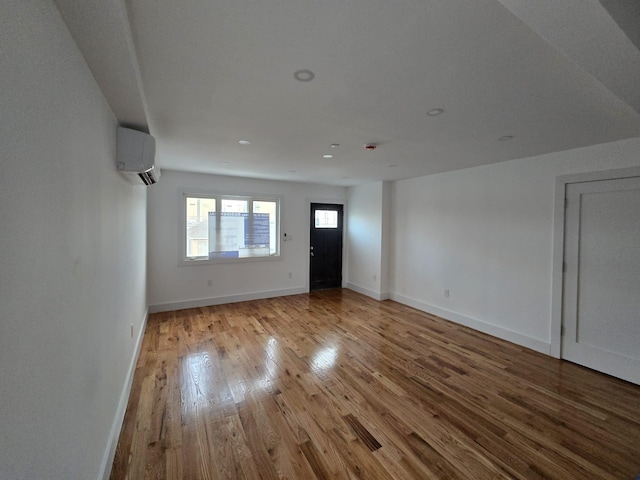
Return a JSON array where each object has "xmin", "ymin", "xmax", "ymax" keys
[{"xmin": 110, "ymin": 289, "xmax": 640, "ymax": 479}]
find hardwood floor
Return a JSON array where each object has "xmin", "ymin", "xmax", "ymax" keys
[{"xmin": 110, "ymin": 289, "xmax": 640, "ymax": 479}]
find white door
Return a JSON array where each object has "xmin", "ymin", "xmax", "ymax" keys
[{"xmin": 562, "ymin": 176, "xmax": 640, "ymax": 385}]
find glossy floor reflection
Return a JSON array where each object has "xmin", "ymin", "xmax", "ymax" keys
[{"xmin": 110, "ymin": 289, "xmax": 640, "ymax": 479}]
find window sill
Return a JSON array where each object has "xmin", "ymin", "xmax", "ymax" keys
[{"xmin": 178, "ymin": 255, "xmax": 282, "ymax": 266}]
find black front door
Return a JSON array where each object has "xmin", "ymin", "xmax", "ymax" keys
[{"xmin": 310, "ymin": 203, "xmax": 343, "ymax": 291}]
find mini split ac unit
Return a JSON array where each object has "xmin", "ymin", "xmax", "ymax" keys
[{"xmin": 116, "ymin": 126, "xmax": 160, "ymax": 185}]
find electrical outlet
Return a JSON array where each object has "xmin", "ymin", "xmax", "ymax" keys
[
  {"xmin": 444, "ymin": 289, "xmax": 450, "ymax": 298},
  {"xmin": 288, "ymin": 272, "xmax": 292, "ymax": 279},
  {"xmin": 130, "ymin": 324, "xmax": 134, "ymax": 338},
  {"xmin": 373, "ymin": 274, "xmax": 377, "ymax": 281},
  {"xmin": 207, "ymin": 279, "xmax": 212, "ymax": 286}
]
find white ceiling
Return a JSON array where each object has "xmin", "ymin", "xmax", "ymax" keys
[{"xmin": 56, "ymin": 0, "xmax": 640, "ymax": 186}]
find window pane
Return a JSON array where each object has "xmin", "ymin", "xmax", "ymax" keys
[
  {"xmin": 254, "ymin": 201, "xmax": 277, "ymax": 255},
  {"xmin": 221, "ymin": 199, "xmax": 248, "ymax": 213},
  {"xmin": 315, "ymin": 210, "xmax": 338, "ymax": 229},
  {"xmin": 186, "ymin": 197, "xmax": 215, "ymax": 226},
  {"xmin": 186, "ymin": 197, "xmax": 216, "ymax": 258}
]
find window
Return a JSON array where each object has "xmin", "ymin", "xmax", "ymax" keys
[
  {"xmin": 314, "ymin": 209, "xmax": 338, "ymax": 228},
  {"xmin": 183, "ymin": 193, "xmax": 279, "ymax": 262}
]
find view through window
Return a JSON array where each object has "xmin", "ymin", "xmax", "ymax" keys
[
  {"xmin": 185, "ymin": 194, "xmax": 279, "ymax": 260},
  {"xmin": 314, "ymin": 209, "xmax": 338, "ymax": 228}
]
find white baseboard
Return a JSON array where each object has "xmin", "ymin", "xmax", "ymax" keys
[
  {"xmin": 149, "ymin": 287, "xmax": 308, "ymax": 313},
  {"xmin": 99, "ymin": 308, "xmax": 149, "ymax": 480},
  {"xmin": 390, "ymin": 293, "xmax": 551, "ymax": 355},
  {"xmin": 153, "ymin": 288, "xmax": 550, "ymax": 354},
  {"xmin": 346, "ymin": 283, "xmax": 390, "ymax": 301}
]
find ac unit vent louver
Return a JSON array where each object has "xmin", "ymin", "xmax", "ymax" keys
[{"xmin": 138, "ymin": 170, "xmax": 158, "ymax": 185}]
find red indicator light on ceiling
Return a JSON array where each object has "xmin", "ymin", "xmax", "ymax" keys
[{"xmin": 364, "ymin": 144, "xmax": 377, "ymax": 150}]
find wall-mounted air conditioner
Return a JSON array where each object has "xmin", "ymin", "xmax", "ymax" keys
[{"xmin": 116, "ymin": 126, "xmax": 160, "ymax": 185}]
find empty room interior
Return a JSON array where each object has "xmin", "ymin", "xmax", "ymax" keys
[{"xmin": 2, "ymin": 1, "xmax": 640, "ymax": 479}]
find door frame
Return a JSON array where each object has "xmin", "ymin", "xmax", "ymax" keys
[
  {"xmin": 550, "ymin": 166, "xmax": 640, "ymax": 358},
  {"xmin": 304, "ymin": 197, "xmax": 346, "ymax": 292}
]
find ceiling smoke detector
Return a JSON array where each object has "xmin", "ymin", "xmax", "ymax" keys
[{"xmin": 364, "ymin": 144, "xmax": 377, "ymax": 151}]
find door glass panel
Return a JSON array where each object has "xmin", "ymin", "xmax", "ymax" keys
[{"xmin": 315, "ymin": 210, "xmax": 338, "ymax": 229}]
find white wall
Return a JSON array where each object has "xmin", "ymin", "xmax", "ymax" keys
[
  {"xmin": 390, "ymin": 138, "xmax": 640, "ymax": 353},
  {"xmin": 0, "ymin": 2, "xmax": 148, "ymax": 479},
  {"xmin": 346, "ymin": 181, "xmax": 390, "ymax": 299},
  {"xmin": 381, "ymin": 181, "xmax": 391, "ymax": 296},
  {"xmin": 147, "ymin": 170, "xmax": 346, "ymax": 311}
]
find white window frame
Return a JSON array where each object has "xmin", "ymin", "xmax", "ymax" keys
[{"xmin": 179, "ymin": 190, "xmax": 281, "ymax": 265}]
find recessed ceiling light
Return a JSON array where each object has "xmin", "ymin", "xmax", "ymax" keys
[
  {"xmin": 294, "ymin": 69, "xmax": 315, "ymax": 82},
  {"xmin": 498, "ymin": 135, "xmax": 514, "ymax": 141},
  {"xmin": 220, "ymin": 162, "xmax": 230, "ymax": 166},
  {"xmin": 238, "ymin": 140, "xmax": 251, "ymax": 145},
  {"xmin": 330, "ymin": 143, "xmax": 340, "ymax": 148},
  {"xmin": 427, "ymin": 108, "xmax": 444, "ymax": 116},
  {"xmin": 323, "ymin": 154, "xmax": 334, "ymax": 159},
  {"xmin": 289, "ymin": 170, "xmax": 297, "ymax": 173}
]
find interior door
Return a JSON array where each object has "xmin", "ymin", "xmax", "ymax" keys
[
  {"xmin": 562, "ymin": 176, "xmax": 640, "ymax": 384},
  {"xmin": 310, "ymin": 203, "xmax": 343, "ymax": 291}
]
